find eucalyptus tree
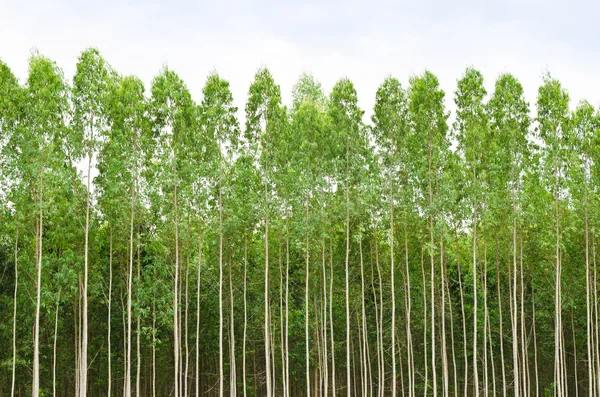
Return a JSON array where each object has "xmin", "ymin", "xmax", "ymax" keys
[
  {"xmin": 199, "ymin": 72, "xmax": 239, "ymax": 397},
  {"xmin": 245, "ymin": 67, "xmax": 285, "ymax": 397},
  {"xmin": 487, "ymin": 73, "xmax": 531, "ymax": 397},
  {"xmin": 19, "ymin": 53, "xmax": 70, "ymax": 397},
  {"xmin": 0, "ymin": 59, "xmax": 22, "ymax": 397},
  {"xmin": 372, "ymin": 76, "xmax": 411, "ymax": 397},
  {"xmin": 409, "ymin": 71, "xmax": 449, "ymax": 397},
  {"xmin": 328, "ymin": 77, "xmax": 364, "ymax": 397},
  {"xmin": 150, "ymin": 68, "xmax": 196, "ymax": 397},
  {"xmin": 570, "ymin": 101, "xmax": 597, "ymax": 396},
  {"xmin": 71, "ymin": 48, "xmax": 112, "ymax": 396},
  {"xmin": 290, "ymin": 76, "xmax": 328, "ymax": 396},
  {"xmin": 454, "ymin": 68, "xmax": 489, "ymax": 397},
  {"xmin": 536, "ymin": 76, "xmax": 571, "ymax": 397},
  {"xmin": 98, "ymin": 73, "xmax": 147, "ymax": 396}
]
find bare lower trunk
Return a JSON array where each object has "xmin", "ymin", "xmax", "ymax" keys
[
  {"xmin": 390, "ymin": 177, "xmax": 397, "ymax": 397},
  {"xmin": 53, "ymin": 290, "xmax": 61, "ymax": 397},
  {"xmin": 81, "ymin": 152, "xmax": 91, "ymax": 397},
  {"xmin": 11, "ymin": 225, "xmax": 18, "ymax": 397},
  {"xmin": 422, "ymin": 245, "xmax": 429, "ymax": 397},
  {"xmin": 345, "ymin": 152, "xmax": 351, "ymax": 397},
  {"xmin": 359, "ymin": 239, "xmax": 369, "ymax": 397},
  {"xmin": 306, "ymin": 197, "xmax": 311, "ymax": 397},
  {"xmin": 375, "ymin": 229, "xmax": 385, "ymax": 396},
  {"xmin": 322, "ymin": 238, "xmax": 329, "ymax": 397},
  {"xmin": 137, "ymin": 224, "xmax": 142, "ymax": 397},
  {"xmin": 32, "ymin": 174, "xmax": 44, "ymax": 397},
  {"xmin": 108, "ymin": 229, "xmax": 113, "ymax": 397},
  {"xmin": 264, "ymin": 125, "xmax": 272, "ymax": 397},
  {"xmin": 230, "ymin": 257, "xmax": 237, "ymax": 397},
  {"xmin": 473, "ymin": 167, "xmax": 479, "ymax": 397},
  {"xmin": 173, "ymin": 181, "xmax": 180, "ymax": 397},
  {"xmin": 532, "ymin": 290, "xmax": 539, "ymax": 397},
  {"xmin": 330, "ymin": 234, "xmax": 337, "ymax": 397},
  {"xmin": 456, "ymin": 229, "xmax": 468, "ymax": 397},
  {"xmin": 243, "ymin": 238, "xmax": 248, "ymax": 397},
  {"xmin": 279, "ymin": 239, "xmax": 286, "ymax": 397},
  {"xmin": 126, "ymin": 184, "xmax": 135, "ymax": 397},
  {"xmin": 196, "ymin": 231, "xmax": 202, "ymax": 397},
  {"xmin": 405, "ymin": 221, "xmax": 414, "ymax": 397},
  {"xmin": 219, "ymin": 180, "xmax": 224, "ymax": 397}
]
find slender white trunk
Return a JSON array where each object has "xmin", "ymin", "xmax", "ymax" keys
[
  {"xmin": 108, "ymin": 229, "xmax": 113, "ymax": 397},
  {"xmin": 592, "ymin": 238, "xmax": 600, "ymax": 396},
  {"xmin": 286, "ymin": 231, "xmax": 291, "ymax": 397},
  {"xmin": 11, "ymin": 225, "xmax": 18, "ymax": 397},
  {"xmin": 219, "ymin": 178, "xmax": 224, "ymax": 397},
  {"xmin": 53, "ymin": 290, "xmax": 61, "ymax": 397},
  {"xmin": 230, "ymin": 257, "xmax": 237, "ymax": 396},
  {"xmin": 429, "ymin": 143, "xmax": 437, "ymax": 397},
  {"xmin": 512, "ymin": 178, "xmax": 520, "ymax": 397},
  {"xmin": 243, "ymin": 238, "xmax": 248, "ymax": 397},
  {"xmin": 456, "ymin": 231, "xmax": 468, "ymax": 397},
  {"xmin": 32, "ymin": 172, "xmax": 44, "ymax": 397},
  {"xmin": 279, "ymin": 239, "xmax": 286, "ymax": 397},
  {"xmin": 532, "ymin": 290, "xmax": 539, "ymax": 397},
  {"xmin": 345, "ymin": 138, "xmax": 351, "ymax": 397},
  {"xmin": 196, "ymin": 231, "xmax": 202, "ymax": 397},
  {"xmin": 174, "ymin": 179, "xmax": 180, "ymax": 397},
  {"xmin": 390, "ymin": 176, "xmax": 397, "ymax": 397},
  {"xmin": 330, "ymin": 233, "xmax": 337, "ymax": 397},
  {"xmin": 440, "ymin": 229, "xmax": 448, "ymax": 397},
  {"xmin": 322, "ymin": 237, "xmax": 329, "ymax": 397},
  {"xmin": 405, "ymin": 221, "xmax": 414, "ymax": 397},
  {"xmin": 136, "ymin": 225, "xmax": 142, "ymax": 397},
  {"xmin": 359, "ymin": 239, "xmax": 369, "ymax": 397},
  {"xmin": 81, "ymin": 149, "xmax": 91, "ymax": 397},
  {"xmin": 153, "ymin": 301, "xmax": 156, "ymax": 397},
  {"xmin": 422, "ymin": 246, "xmax": 429, "ymax": 397},
  {"xmin": 497, "ymin": 250, "xmax": 507, "ymax": 397},
  {"xmin": 473, "ymin": 166, "xmax": 479, "ymax": 397},
  {"xmin": 375, "ymin": 231, "xmax": 385, "ymax": 396},
  {"xmin": 553, "ymin": 162, "xmax": 562, "ymax": 397},
  {"xmin": 306, "ymin": 197, "xmax": 311, "ymax": 397},
  {"xmin": 586, "ymin": 204, "xmax": 592, "ymax": 397},
  {"xmin": 264, "ymin": 126, "xmax": 272, "ymax": 397}
]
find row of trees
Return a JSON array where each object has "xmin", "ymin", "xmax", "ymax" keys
[{"xmin": 1, "ymin": 49, "xmax": 600, "ymax": 397}]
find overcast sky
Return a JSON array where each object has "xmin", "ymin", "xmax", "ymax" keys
[{"xmin": 1, "ymin": 0, "xmax": 599, "ymax": 120}]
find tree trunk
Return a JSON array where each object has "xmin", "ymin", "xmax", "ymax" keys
[
  {"xmin": 137, "ymin": 223, "xmax": 142, "ymax": 397},
  {"xmin": 11, "ymin": 225, "xmax": 18, "ymax": 397},
  {"xmin": 330, "ymin": 232, "xmax": 337, "ymax": 397},
  {"xmin": 473, "ymin": 166, "xmax": 479, "ymax": 397},
  {"xmin": 456, "ymin": 230, "xmax": 468, "ymax": 397},
  {"xmin": 306, "ymin": 196, "xmax": 311, "ymax": 397},
  {"xmin": 243, "ymin": 238, "xmax": 248, "ymax": 397},
  {"xmin": 230, "ymin": 256, "xmax": 237, "ymax": 396},
  {"xmin": 174, "ymin": 177, "xmax": 180, "ymax": 397},
  {"xmin": 53, "ymin": 290, "xmax": 61, "ymax": 397},
  {"xmin": 405, "ymin": 220, "xmax": 414, "ymax": 397},
  {"xmin": 108, "ymin": 229, "xmax": 113, "ymax": 397},
  {"xmin": 81, "ymin": 149, "xmax": 92, "ymax": 397},
  {"xmin": 390, "ymin": 175, "xmax": 397, "ymax": 397},
  {"xmin": 32, "ymin": 172, "xmax": 44, "ymax": 397},
  {"xmin": 196, "ymin": 230, "xmax": 202, "ymax": 397},
  {"xmin": 219, "ymin": 176, "xmax": 224, "ymax": 397},
  {"xmin": 345, "ymin": 136, "xmax": 351, "ymax": 397},
  {"xmin": 322, "ymin": 237, "xmax": 329, "ymax": 397}
]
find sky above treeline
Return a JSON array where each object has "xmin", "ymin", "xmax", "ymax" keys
[{"xmin": 1, "ymin": 0, "xmax": 599, "ymax": 121}]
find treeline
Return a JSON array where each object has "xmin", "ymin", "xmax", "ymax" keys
[{"xmin": 0, "ymin": 48, "xmax": 599, "ymax": 397}]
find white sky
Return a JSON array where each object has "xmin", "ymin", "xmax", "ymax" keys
[{"xmin": 1, "ymin": 0, "xmax": 599, "ymax": 121}]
